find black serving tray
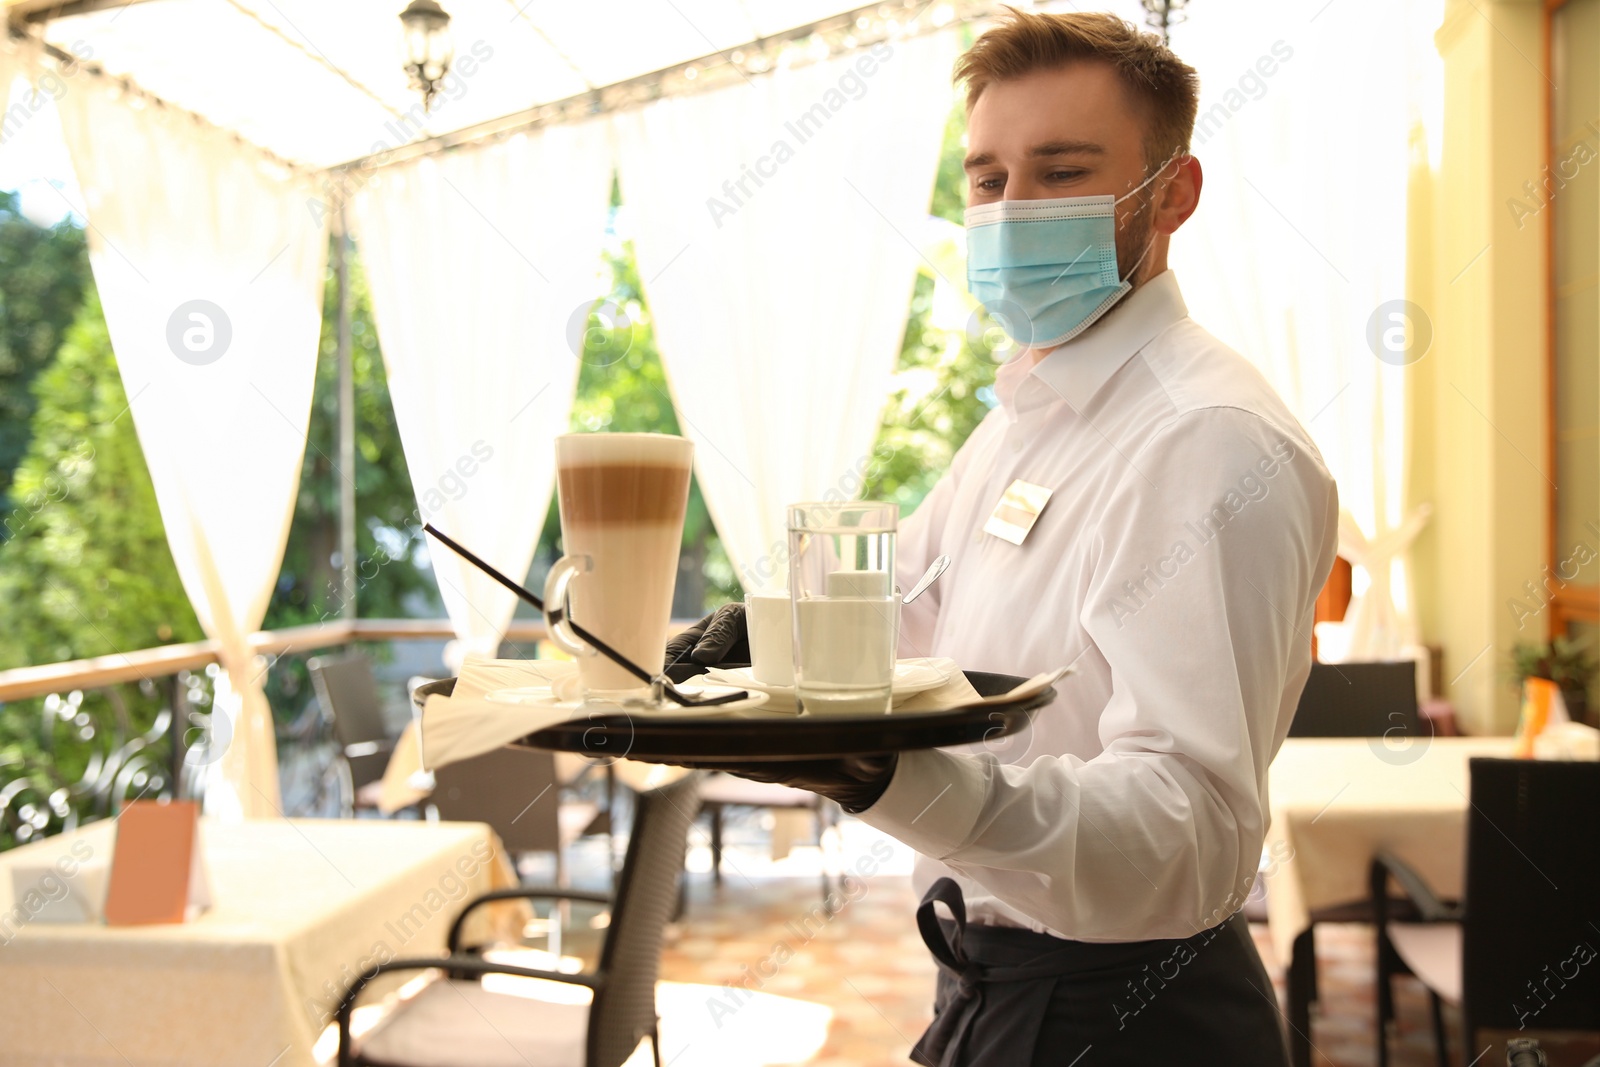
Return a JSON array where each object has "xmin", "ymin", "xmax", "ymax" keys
[{"xmin": 413, "ymin": 667, "xmax": 1055, "ymax": 765}]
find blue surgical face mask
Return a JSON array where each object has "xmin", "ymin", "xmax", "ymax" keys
[{"xmin": 965, "ymin": 169, "xmax": 1162, "ymax": 350}]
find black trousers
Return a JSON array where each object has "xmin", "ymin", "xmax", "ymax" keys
[{"xmin": 913, "ymin": 879, "xmax": 1289, "ymax": 1067}]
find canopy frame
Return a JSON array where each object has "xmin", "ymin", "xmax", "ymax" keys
[
  {"xmin": 7, "ymin": 0, "xmax": 1002, "ymax": 177},
  {"xmin": 8, "ymin": 0, "xmax": 165, "ymax": 23}
]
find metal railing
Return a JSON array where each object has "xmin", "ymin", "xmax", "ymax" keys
[
  {"xmin": 0, "ymin": 618, "xmax": 557, "ymax": 703},
  {"xmin": 0, "ymin": 618, "xmax": 559, "ymax": 849}
]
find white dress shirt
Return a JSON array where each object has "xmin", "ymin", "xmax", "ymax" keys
[{"xmin": 861, "ymin": 270, "xmax": 1339, "ymax": 942}]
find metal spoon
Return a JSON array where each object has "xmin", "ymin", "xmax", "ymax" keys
[{"xmin": 902, "ymin": 554, "xmax": 951, "ymax": 606}]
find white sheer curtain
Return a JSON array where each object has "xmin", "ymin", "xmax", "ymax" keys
[
  {"xmin": 0, "ymin": 37, "xmax": 19, "ymax": 133},
  {"xmin": 614, "ymin": 31, "xmax": 959, "ymax": 590},
  {"xmin": 352, "ymin": 123, "xmax": 613, "ymax": 666},
  {"xmin": 1168, "ymin": 1, "xmax": 1442, "ymax": 663},
  {"xmin": 55, "ymin": 86, "xmax": 329, "ymax": 817}
]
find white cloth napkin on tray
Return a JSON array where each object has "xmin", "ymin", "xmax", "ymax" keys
[
  {"xmin": 381, "ymin": 657, "xmax": 1072, "ymax": 808},
  {"xmin": 377, "ymin": 658, "xmax": 591, "ymax": 812}
]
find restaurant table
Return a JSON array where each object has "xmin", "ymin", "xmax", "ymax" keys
[
  {"xmin": 0, "ymin": 817, "xmax": 525, "ymax": 1067},
  {"xmin": 1262, "ymin": 736, "xmax": 1522, "ymax": 968}
]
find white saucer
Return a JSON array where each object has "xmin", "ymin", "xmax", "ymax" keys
[
  {"xmin": 702, "ymin": 658, "xmax": 959, "ymax": 701},
  {"xmin": 483, "ymin": 683, "xmax": 769, "ymax": 717},
  {"xmin": 483, "ymin": 684, "xmax": 573, "ymax": 707}
]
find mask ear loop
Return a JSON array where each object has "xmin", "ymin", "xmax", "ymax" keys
[
  {"xmin": 1111, "ymin": 150, "xmax": 1187, "ymax": 214},
  {"xmin": 1112, "ymin": 160, "xmax": 1168, "ymax": 209}
]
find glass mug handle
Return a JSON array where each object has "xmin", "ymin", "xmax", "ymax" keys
[{"xmin": 542, "ymin": 554, "xmax": 593, "ymax": 657}]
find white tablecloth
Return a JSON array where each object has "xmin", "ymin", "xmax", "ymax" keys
[
  {"xmin": 1260, "ymin": 731, "xmax": 1596, "ymax": 966},
  {"xmin": 0, "ymin": 818, "xmax": 523, "ymax": 1066}
]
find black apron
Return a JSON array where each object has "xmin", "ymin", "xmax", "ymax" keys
[{"xmin": 911, "ymin": 878, "xmax": 1289, "ymax": 1067}]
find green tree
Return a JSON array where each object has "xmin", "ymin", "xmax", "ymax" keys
[
  {"xmin": 0, "ymin": 190, "xmax": 90, "ymax": 515},
  {"xmin": 929, "ymin": 103, "xmax": 971, "ymax": 224},
  {"xmin": 863, "ymin": 271, "xmax": 997, "ymax": 513}
]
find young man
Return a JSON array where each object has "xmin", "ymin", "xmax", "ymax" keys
[{"xmin": 670, "ymin": 11, "xmax": 1336, "ymax": 1063}]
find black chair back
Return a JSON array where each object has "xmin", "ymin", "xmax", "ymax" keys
[
  {"xmin": 428, "ymin": 747, "xmax": 564, "ymax": 855},
  {"xmin": 309, "ymin": 655, "xmax": 392, "ymax": 790},
  {"xmin": 1289, "ymin": 660, "xmax": 1422, "ymax": 738},
  {"xmin": 588, "ymin": 772, "xmax": 700, "ymax": 1067},
  {"xmin": 310, "ymin": 655, "xmax": 390, "ymax": 746},
  {"xmin": 1462, "ymin": 758, "xmax": 1600, "ymax": 1037}
]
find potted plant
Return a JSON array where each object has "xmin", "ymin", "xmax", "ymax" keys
[{"xmin": 1510, "ymin": 636, "xmax": 1598, "ymax": 727}]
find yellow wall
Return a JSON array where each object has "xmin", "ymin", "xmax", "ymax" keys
[{"xmin": 1414, "ymin": 0, "xmax": 1550, "ymax": 734}]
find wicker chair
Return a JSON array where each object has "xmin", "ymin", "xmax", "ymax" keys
[
  {"xmin": 426, "ymin": 747, "xmax": 598, "ymax": 886},
  {"xmin": 334, "ymin": 772, "xmax": 701, "ymax": 1067}
]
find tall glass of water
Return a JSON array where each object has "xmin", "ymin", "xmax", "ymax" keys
[{"xmin": 787, "ymin": 502, "xmax": 898, "ymax": 715}]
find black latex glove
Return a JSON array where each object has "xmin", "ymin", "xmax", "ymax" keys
[
  {"xmin": 664, "ymin": 603, "xmax": 749, "ymax": 667},
  {"xmin": 689, "ymin": 753, "xmax": 900, "ymax": 814}
]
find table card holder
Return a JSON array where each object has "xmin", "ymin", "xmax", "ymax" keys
[{"xmin": 104, "ymin": 799, "xmax": 212, "ymax": 925}]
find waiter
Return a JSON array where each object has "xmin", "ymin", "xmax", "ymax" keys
[{"xmin": 669, "ymin": 10, "xmax": 1337, "ymax": 1065}]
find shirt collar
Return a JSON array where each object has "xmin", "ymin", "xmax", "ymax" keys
[{"xmin": 1026, "ymin": 269, "xmax": 1189, "ymax": 412}]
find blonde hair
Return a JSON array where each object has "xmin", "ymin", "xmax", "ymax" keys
[{"xmin": 954, "ymin": 8, "xmax": 1199, "ymax": 172}]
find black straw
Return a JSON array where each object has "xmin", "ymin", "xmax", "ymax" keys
[{"xmin": 423, "ymin": 523, "xmax": 748, "ymax": 708}]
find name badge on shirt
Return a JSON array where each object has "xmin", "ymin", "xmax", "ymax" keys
[{"xmin": 983, "ymin": 479, "xmax": 1054, "ymax": 546}]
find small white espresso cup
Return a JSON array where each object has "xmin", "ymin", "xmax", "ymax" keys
[{"xmin": 745, "ymin": 591, "xmax": 795, "ymax": 686}]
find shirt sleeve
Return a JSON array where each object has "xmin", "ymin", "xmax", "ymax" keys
[{"xmin": 857, "ymin": 406, "xmax": 1339, "ymax": 940}]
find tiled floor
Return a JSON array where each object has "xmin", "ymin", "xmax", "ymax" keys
[{"xmin": 667, "ymin": 874, "xmax": 935, "ymax": 1066}]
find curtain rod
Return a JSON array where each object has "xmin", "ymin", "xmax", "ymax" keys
[
  {"xmin": 323, "ymin": 0, "xmax": 998, "ymax": 177},
  {"xmin": 10, "ymin": 0, "xmax": 165, "ymax": 22}
]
